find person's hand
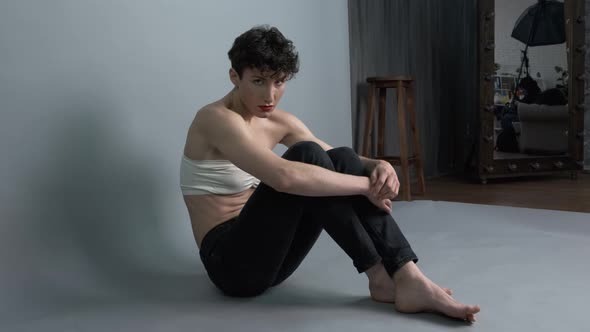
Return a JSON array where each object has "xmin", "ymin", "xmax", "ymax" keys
[
  {"xmin": 369, "ymin": 160, "xmax": 400, "ymax": 201},
  {"xmin": 366, "ymin": 191, "xmax": 392, "ymax": 214}
]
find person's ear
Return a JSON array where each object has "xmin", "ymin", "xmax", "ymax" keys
[{"xmin": 229, "ymin": 68, "xmax": 240, "ymax": 87}]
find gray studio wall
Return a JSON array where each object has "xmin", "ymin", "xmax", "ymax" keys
[{"xmin": 0, "ymin": 0, "xmax": 350, "ymax": 323}]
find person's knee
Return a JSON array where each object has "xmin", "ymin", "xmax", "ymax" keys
[
  {"xmin": 327, "ymin": 146, "xmax": 356, "ymax": 160},
  {"xmin": 287, "ymin": 141, "xmax": 324, "ymax": 156},
  {"xmin": 327, "ymin": 146, "xmax": 364, "ymax": 175},
  {"xmin": 216, "ymin": 276, "xmax": 271, "ymax": 298},
  {"xmin": 282, "ymin": 141, "xmax": 333, "ymax": 168}
]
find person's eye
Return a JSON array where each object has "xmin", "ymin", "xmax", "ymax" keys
[
  {"xmin": 253, "ymin": 79, "xmax": 263, "ymax": 85},
  {"xmin": 274, "ymin": 80, "xmax": 285, "ymax": 87}
]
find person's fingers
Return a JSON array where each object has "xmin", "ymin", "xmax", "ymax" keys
[
  {"xmin": 374, "ymin": 174, "xmax": 387, "ymax": 195},
  {"xmin": 393, "ymin": 180, "xmax": 400, "ymax": 197},
  {"xmin": 380, "ymin": 191, "xmax": 392, "ymax": 201},
  {"xmin": 380, "ymin": 175, "xmax": 395, "ymax": 197},
  {"xmin": 380, "ymin": 202, "xmax": 389, "ymax": 213},
  {"xmin": 374, "ymin": 196, "xmax": 388, "ymax": 212},
  {"xmin": 382, "ymin": 199, "xmax": 392, "ymax": 213},
  {"xmin": 390, "ymin": 178, "xmax": 399, "ymax": 196},
  {"xmin": 370, "ymin": 171, "xmax": 377, "ymax": 186},
  {"xmin": 377, "ymin": 176, "xmax": 389, "ymax": 196},
  {"xmin": 388, "ymin": 175, "xmax": 395, "ymax": 191}
]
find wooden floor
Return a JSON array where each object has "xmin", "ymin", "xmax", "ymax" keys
[{"xmin": 406, "ymin": 171, "xmax": 590, "ymax": 213}]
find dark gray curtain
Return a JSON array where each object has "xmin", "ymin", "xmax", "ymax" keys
[
  {"xmin": 585, "ymin": 0, "xmax": 590, "ymax": 170},
  {"xmin": 348, "ymin": 0, "xmax": 478, "ymax": 177}
]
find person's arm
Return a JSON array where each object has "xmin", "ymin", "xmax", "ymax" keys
[
  {"xmin": 278, "ymin": 110, "xmax": 334, "ymax": 151},
  {"xmin": 279, "ymin": 111, "xmax": 385, "ymax": 175},
  {"xmin": 278, "ymin": 111, "xmax": 398, "ymax": 201},
  {"xmin": 197, "ymin": 107, "xmax": 371, "ymax": 197}
]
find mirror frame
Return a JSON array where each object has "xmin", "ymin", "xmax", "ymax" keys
[{"xmin": 477, "ymin": 0, "xmax": 585, "ymax": 183}]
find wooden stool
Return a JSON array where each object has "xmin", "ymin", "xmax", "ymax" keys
[{"xmin": 362, "ymin": 76, "xmax": 425, "ymax": 201}]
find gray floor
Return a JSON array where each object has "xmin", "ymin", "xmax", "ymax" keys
[{"xmin": 2, "ymin": 200, "xmax": 589, "ymax": 332}]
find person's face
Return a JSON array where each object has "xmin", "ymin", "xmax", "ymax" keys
[{"xmin": 230, "ymin": 67, "xmax": 286, "ymax": 118}]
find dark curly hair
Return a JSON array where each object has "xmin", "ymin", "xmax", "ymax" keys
[{"xmin": 228, "ymin": 25, "xmax": 299, "ymax": 80}]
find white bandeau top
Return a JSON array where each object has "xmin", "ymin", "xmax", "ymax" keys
[{"xmin": 180, "ymin": 155, "xmax": 260, "ymax": 195}]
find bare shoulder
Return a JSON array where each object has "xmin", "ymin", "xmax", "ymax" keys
[
  {"xmin": 270, "ymin": 108, "xmax": 308, "ymax": 138},
  {"xmin": 270, "ymin": 108, "xmax": 304, "ymax": 128},
  {"xmin": 194, "ymin": 102, "xmax": 241, "ymax": 128},
  {"xmin": 191, "ymin": 102, "xmax": 251, "ymax": 145},
  {"xmin": 272, "ymin": 109, "xmax": 332, "ymax": 150},
  {"xmin": 184, "ymin": 102, "xmax": 244, "ymax": 160}
]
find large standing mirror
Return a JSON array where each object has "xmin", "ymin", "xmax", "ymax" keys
[{"xmin": 478, "ymin": 0, "xmax": 585, "ymax": 183}]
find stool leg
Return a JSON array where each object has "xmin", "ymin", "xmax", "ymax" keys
[
  {"xmin": 396, "ymin": 82, "xmax": 411, "ymax": 201},
  {"xmin": 362, "ymin": 84, "xmax": 376, "ymax": 157},
  {"xmin": 407, "ymin": 82, "xmax": 425, "ymax": 195},
  {"xmin": 377, "ymin": 88, "xmax": 387, "ymax": 157}
]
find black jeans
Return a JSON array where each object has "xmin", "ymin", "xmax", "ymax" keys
[{"xmin": 199, "ymin": 141, "xmax": 418, "ymax": 297}]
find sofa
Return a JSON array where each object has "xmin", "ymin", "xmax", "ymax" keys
[{"xmin": 516, "ymin": 102, "xmax": 569, "ymax": 155}]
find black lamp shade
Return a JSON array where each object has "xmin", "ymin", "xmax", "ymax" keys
[{"xmin": 511, "ymin": 0, "xmax": 565, "ymax": 46}]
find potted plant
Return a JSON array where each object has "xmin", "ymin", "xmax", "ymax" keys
[{"xmin": 555, "ymin": 65, "xmax": 568, "ymax": 96}]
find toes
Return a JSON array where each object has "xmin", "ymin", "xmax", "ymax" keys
[
  {"xmin": 442, "ymin": 287, "xmax": 453, "ymax": 296},
  {"xmin": 467, "ymin": 305, "xmax": 481, "ymax": 314},
  {"xmin": 447, "ymin": 301, "xmax": 480, "ymax": 320},
  {"xmin": 463, "ymin": 305, "xmax": 480, "ymax": 322}
]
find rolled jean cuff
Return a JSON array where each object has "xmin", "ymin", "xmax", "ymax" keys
[
  {"xmin": 354, "ymin": 255, "xmax": 383, "ymax": 274},
  {"xmin": 383, "ymin": 248, "xmax": 419, "ymax": 277}
]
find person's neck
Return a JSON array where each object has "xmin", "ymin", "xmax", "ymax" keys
[{"xmin": 226, "ymin": 88, "xmax": 254, "ymax": 124}]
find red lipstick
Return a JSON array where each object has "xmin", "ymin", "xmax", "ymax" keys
[{"xmin": 258, "ymin": 105, "xmax": 274, "ymax": 112}]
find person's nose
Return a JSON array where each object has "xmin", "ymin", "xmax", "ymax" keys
[{"xmin": 263, "ymin": 85, "xmax": 274, "ymax": 104}]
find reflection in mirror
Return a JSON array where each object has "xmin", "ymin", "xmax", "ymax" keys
[{"xmin": 493, "ymin": 0, "xmax": 568, "ymax": 160}]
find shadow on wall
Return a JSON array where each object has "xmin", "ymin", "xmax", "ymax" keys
[{"xmin": 8, "ymin": 98, "xmax": 213, "ymax": 323}]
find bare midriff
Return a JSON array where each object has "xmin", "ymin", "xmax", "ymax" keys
[{"xmin": 184, "ymin": 188, "xmax": 256, "ymax": 248}]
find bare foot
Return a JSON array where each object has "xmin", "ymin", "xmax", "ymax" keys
[
  {"xmin": 368, "ymin": 264, "xmax": 396, "ymax": 303},
  {"xmin": 369, "ymin": 278, "xmax": 396, "ymax": 303},
  {"xmin": 366, "ymin": 262, "xmax": 454, "ymax": 304},
  {"xmin": 370, "ymin": 283, "xmax": 454, "ymax": 303},
  {"xmin": 393, "ymin": 264, "xmax": 480, "ymax": 322},
  {"xmin": 369, "ymin": 276, "xmax": 453, "ymax": 304},
  {"xmin": 443, "ymin": 287, "xmax": 453, "ymax": 296}
]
